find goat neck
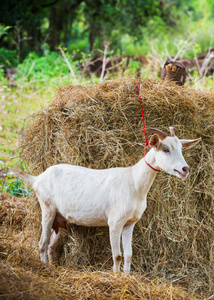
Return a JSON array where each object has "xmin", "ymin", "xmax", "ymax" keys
[{"xmin": 132, "ymin": 149, "xmax": 159, "ymax": 196}]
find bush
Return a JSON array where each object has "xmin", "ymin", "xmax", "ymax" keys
[
  {"xmin": 3, "ymin": 178, "xmax": 30, "ymax": 197},
  {"xmin": 1, "ymin": 164, "xmax": 31, "ymax": 198},
  {"xmin": 15, "ymin": 50, "xmax": 79, "ymax": 82},
  {"xmin": 0, "ymin": 48, "xmax": 18, "ymax": 68}
]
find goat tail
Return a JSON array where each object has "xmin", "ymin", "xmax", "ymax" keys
[{"xmin": 11, "ymin": 166, "xmax": 36, "ymax": 185}]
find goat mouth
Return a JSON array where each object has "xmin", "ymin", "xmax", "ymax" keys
[{"xmin": 174, "ymin": 169, "xmax": 188, "ymax": 178}]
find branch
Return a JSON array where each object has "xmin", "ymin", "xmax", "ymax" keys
[
  {"xmin": 100, "ymin": 41, "xmax": 110, "ymax": 82},
  {"xmin": 194, "ymin": 51, "xmax": 203, "ymax": 78},
  {"xmin": 59, "ymin": 47, "xmax": 78, "ymax": 85},
  {"xmin": 174, "ymin": 36, "xmax": 192, "ymax": 61},
  {"xmin": 200, "ymin": 47, "xmax": 213, "ymax": 76}
]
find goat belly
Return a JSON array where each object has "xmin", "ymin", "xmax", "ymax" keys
[{"xmin": 66, "ymin": 211, "xmax": 108, "ymax": 227}]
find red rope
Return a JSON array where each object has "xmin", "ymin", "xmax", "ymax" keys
[
  {"xmin": 137, "ymin": 82, "xmax": 161, "ymax": 173},
  {"xmin": 137, "ymin": 82, "xmax": 151, "ymax": 157}
]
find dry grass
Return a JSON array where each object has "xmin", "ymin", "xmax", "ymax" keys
[
  {"xmin": 0, "ymin": 194, "xmax": 202, "ymax": 299},
  {"xmin": 0, "ymin": 77, "xmax": 213, "ymax": 299},
  {"xmin": 0, "ymin": 264, "xmax": 201, "ymax": 300},
  {"xmin": 21, "ymin": 77, "xmax": 213, "ymax": 171}
]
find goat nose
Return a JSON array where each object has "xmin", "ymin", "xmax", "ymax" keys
[{"xmin": 182, "ymin": 166, "xmax": 189, "ymax": 173}]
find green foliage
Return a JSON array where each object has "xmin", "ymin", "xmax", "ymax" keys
[
  {"xmin": 0, "ymin": 69, "xmax": 5, "ymax": 80},
  {"xmin": 0, "ymin": 48, "xmax": 18, "ymax": 67},
  {"xmin": 0, "ymin": 24, "xmax": 11, "ymax": 38},
  {"xmin": 0, "ymin": 0, "xmax": 214, "ymax": 59},
  {"xmin": 3, "ymin": 178, "xmax": 31, "ymax": 197},
  {"xmin": 15, "ymin": 50, "xmax": 79, "ymax": 81},
  {"xmin": 128, "ymin": 60, "xmax": 140, "ymax": 73},
  {"xmin": 79, "ymin": 0, "xmax": 162, "ymax": 52},
  {"xmin": 68, "ymin": 39, "xmax": 88, "ymax": 53},
  {"xmin": 1, "ymin": 162, "xmax": 31, "ymax": 197}
]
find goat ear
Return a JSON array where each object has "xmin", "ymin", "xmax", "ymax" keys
[
  {"xmin": 180, "ymin": 137, "xmax": 201, "ymax": 148},
  {"xmin": 149, "ymin": 134, "xmax": 160, "ymax": 149}
]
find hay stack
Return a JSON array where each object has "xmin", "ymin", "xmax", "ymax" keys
[
  {"xmin": 0, "ymin": 192, "xmax": 202, "ymax": 299},
  {"xmin": 0, "ymin": 262, "xmax": 202, "ymax": 299},
  {"xmin": 0, "ymin": 193, "xmax": 28, "ymax": 228},
  {"xmin": 20, "ymin": 77, "xmax": 213, "ymax": 296},
  {"xmin": 21, "ymin": 77, "xmax": 212, "ymax": 171}
]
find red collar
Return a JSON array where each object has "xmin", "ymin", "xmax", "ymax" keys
[{"xmin": 145, "ymin": 159, "xmax": 161, "ymax": 172}]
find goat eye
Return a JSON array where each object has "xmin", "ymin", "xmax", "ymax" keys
[{"xmin": 163, "ymin": 147, "xmax": 170, "ymax": 153}]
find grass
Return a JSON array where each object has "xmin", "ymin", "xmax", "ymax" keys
[
  {"xmin": 0, "ymin": 76, "xmax": 57, "ymax": 195},
  {"xmin": 0, "ymin": 80, "xmax": 55, "ymax": 164}
]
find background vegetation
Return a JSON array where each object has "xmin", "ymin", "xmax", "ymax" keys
[{"xmin": 1, "ymin": 0, "xmax": 214, "ymax": 61}]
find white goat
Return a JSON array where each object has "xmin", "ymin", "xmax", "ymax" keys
[{"xmin": 12, "ymin": 127, "xmax": 201, "ymax": 273}]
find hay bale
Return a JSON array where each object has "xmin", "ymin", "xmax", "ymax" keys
[
  {"xmin": 1, "ymin": 196, "xmax": 202, "ymax": 300},
  {"xmin": 0, "ymin": 261, "xmax": 202, "ymax": 300},
  {"xmin": 21, "ymin": 77, "xmax": 213, "ymax": 171},
  {"xmin": 0, "ymin": 193, "xmax": 28, "ymax": 228},
  {"xmin": 20, "ymin": 77, "xmax": 214, "ymax": 296},
  {"xmin": 0, "ymin": 192, "xmax": 41, "ymax": 261}
]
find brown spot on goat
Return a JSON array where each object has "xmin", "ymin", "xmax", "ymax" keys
[{"xmin": 116, "ymin": 255, "xmax": 122, "ymax": 262}]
